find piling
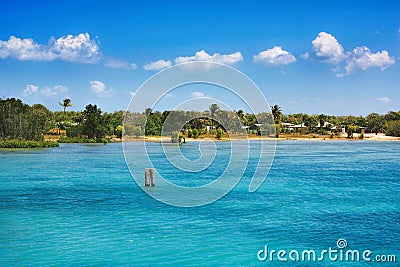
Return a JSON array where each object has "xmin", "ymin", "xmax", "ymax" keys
[
  {"xmin": 150, "ymin": 168, "xmax": 155, "ymax": 186},
  {"xmin": 145, "ymin": 168, "xmax": 155, "ymax": 187}
]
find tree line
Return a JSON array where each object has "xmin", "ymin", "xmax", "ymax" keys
[
  {"xmin": 270, "ymin": 105, "xmax": 400, "ymax": 136},
  {"xmin": 0, "ymin": 98, "xmax": 122, "ymax": 142},
  {"xmin": 1, "ymin": 98, "xmax": 400, "ymax": 143}
]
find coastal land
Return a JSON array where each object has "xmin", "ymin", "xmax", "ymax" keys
[
  {"xmin": 121, "ymin": 133, "xmax": 400, "ymax": 143},
  {"xmin": 1, "ymin": 98, "xmax": 400, "ymax": 148}
]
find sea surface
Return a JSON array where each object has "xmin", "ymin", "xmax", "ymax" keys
[{"xmin": 1, "ymin": 141, "xmax": 399, "ymax": 266}]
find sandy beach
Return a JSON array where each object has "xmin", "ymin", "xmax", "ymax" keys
[{"xmin": 121, "ymin": 133, "xmax": 400, "ymax": 142}]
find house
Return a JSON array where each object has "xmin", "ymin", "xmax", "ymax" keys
[{"xmin": 281, "ymin": 122, "xmax": 307, "ymax": 131}]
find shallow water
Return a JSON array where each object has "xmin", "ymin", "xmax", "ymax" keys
[{"xmin": 1, "ymin": 141, "xmax": 399, "ymax": 266}]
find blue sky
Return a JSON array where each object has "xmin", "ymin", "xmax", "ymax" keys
[{"xmin": 0, "ymin": 0, "xmax": 399, "ymax": 115}]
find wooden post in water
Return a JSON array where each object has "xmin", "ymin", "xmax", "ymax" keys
[
  {"xmin": 145, "ymin": 168, "xmax": 151, "ymax": 187},
  {"xmin": 145, "ymin": 168, "xmax": 155, "ymax": 187},
  {"xmin": 150, "ymin": 168, "xmax": 155, "ymax": 186}
]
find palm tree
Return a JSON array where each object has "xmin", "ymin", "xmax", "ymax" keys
[
  {"xmin": 271, "ymin": 105, "xmax": 282, "ymax": 124},
  {"xmin": 209, "ymin": 104, "xmax": 219, "ymax": 131},
  {"xmin": 145, "ymin": 108, "xmax": 152, "ymax": 117},
  {"xmin": 59, "ymin": 98, "xmax": 72, "ymax": 113},
  {"xmin": 236, "ymin": 109, "xmax": 247, "ymax": 126}
]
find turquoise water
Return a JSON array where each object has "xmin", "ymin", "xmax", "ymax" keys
[{"xmin": 1, "ymin": 141, "xmax": 399, "ymax": 266}]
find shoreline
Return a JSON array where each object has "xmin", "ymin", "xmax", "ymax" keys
[{"xmin": 122, "ymin": 133, "xmax": 400, "ymax": 143}]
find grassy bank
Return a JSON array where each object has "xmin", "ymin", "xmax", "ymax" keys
[{"xmin": 0, "ymin": 140, "xmax": 59, "ymax": 148}]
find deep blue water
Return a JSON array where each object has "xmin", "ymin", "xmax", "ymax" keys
[{"xmin": 1, "ymin": 141, "xmax": 399, "ymax": 266}]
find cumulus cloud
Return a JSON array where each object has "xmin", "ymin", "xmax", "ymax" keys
[
  {"xmin": 89, "ymin": 80, "xmax": 113, "ymax": 98},
  {"xmin": 377, "ymin": 96, "xmax": 391, "ymax": 103},
  {"xmin": 175, "ymin": 50, "xmax": 243, "ymax": 65},
  {"xmin": 104, "ymin": 57, "xmax": 137, "ymax": 69},
  {"xmin": 311, "ymin": 32, "xmax": 345, "ymax": 64},
  {"xmin": 307, "ymin": 32, "xmax": 396, "ymax": 76},
  {"xmin": 300, "ymin": 52, "xmax": 310, "ymax": 59},
  {"xmin": 23, "ymin": 84, "xmax": 39, "ymax": 95},
  {"xmin": 23, "ymin": 84, "xmax": 68, "ymax": 96},
  {"xmin": 339, "ymin": 46, "xmax": 395, "ymax": 76},
  {"xmin": 191, "ymin": 91, "xmax": 205, "ymax": 97},
  {"xmin": 253, "ymin": 46, "xmax": 296, "ymax": 65},
  {"xmin": 0, "ymin": 33, "xmax": 100, "ymax": 63},
  {"xmin": 143, "ymin": 59, "xmax": 172, "ymax": 71},
  {"xmin": 41, "ymin": 85, "xmax": 68, "ymax": 96}
]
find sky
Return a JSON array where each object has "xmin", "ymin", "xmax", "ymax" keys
[{"xmin": 0, "ymin": 0, "xmax": 399, "ymax": 115}]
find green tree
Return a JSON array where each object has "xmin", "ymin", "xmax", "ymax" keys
[
  {"xmin": 236, "ymin": 110, "xmax": 247, "ymax": 125},
  {"xmin": 209, "ymin": 104, "xmax": 219, "ymax": 130},
  {"xmin": 347, "ymin": 125, "xmax": 357, "ymax": 139},
  {"xmin": 192, "ymin": 128, "xmax": 199, "ymax": 139},
  {"xmin": 216, "ymin": 128, "xmax": 223, "ymax": 140},
  {"xmin": 145, "ymin": 107, "xmax": 152, "ymax": 117},
  {"xmin": 384, "ymin": 111, "xmax": 400, "ymax": 121},
  {"xmin": 59, "ymin": 98, "xmax": 72, "ymax": 113},
  {"xmin": 271, "ymin": 105, "xmax": 283, "ymax": 124},
  {"xmin": 115, "ymin": 125, "xmax": 123, "ymax": 138},
  {"xmin": 145, "ymin": 111, "xmax": 162, "ymax": 136},
  {"xmin": 366, "ymin": 113, "xmax": 386, "ymax": 134},
  {"xmin": 0, "ymin": 98, "xmax": 47, "ymax": 141},
  {"xmin": 385, "ymin": 120, "xmax": 400, "ymax": 137},
  {"xmin": 82, "ymin": 104, "xmax": 105, "ymax": 139}
]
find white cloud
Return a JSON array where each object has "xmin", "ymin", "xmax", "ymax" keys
[
  {"xmin": 23, "ymin": 84, "xmax": 68, "ymax": 96},
  {"xmin": 89, "ymin": 80, "xmax": 113, "ymax": 98},
  {"xmin": 339, "ymin": 46, "xmax": 395, "ymax": 76},
  {"xmin": 41, "ymin": 85, "xmax": 68, "ymax": 96},
  {"xmin": 253, "ymin": 46, "xmax": 296, "ymax": 65},
  {"xmin": 308, "ymin": 32, "xmax": 395, "ymax": 77},
  {"xmin": 0, "ymin": 33, "xmax": 100, "ymax": 63},
  {"xmin": 129, "ymin": 91, "xmax": 136, "ymax": 97},
  {"xmin": 311, "ymin": 32, "xmax": 345, "ymax": 64},
  {"xmin": 191, "ymin": 91, "xmax": 205, "ymax": 97},
  {"xmin": 377, "ymin": 96, "xmax": 391, "ymax": 103},
  {"xmin": 50, "ymin": 33, "xmax": 100, "ymax": 63},
  {"xmin": 330, "ymin": 66, "xmax": 341, "ymax": 73},
  {"xmin": 23, "ymin": 84, "xmax": 39, "ymax": 95},
  {"xmin": 104, "ymin": 57, "xmax": 137, "ymax": 69},
  {"xmin": 175, "ymin": 50, "xmax": 243, "ymax": 65},
  {"xmin": 143, "ymin": 59, "xmax": 172, "ymax": 71},
  {"xmin": 300, "ymin": 52, "xmax": 310, "ymax": 59},
  {"xmin": 0, "ymin": 36, "xmax": 55, "ymax": 61}
]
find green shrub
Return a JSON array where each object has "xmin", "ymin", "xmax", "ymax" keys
[
  {"xmin": 385, "ymin": 120, "xmax": 400, "ymax": 137},
  {"xmin": 347, "ymin": 125, "xmax": 357, "ymax": 139},
  {"xmin": 0, "ymin": 140, "xmax": 59, "ymax": 148},
  {"xmin": 192, "ymin": 128, "xmax": 199, "ymax": 139},
  {"xmin": 216, "ymin": 128, "xmax": 223, "ymax": 140},
  {"xmin": 199, "ymin": 128, "xmax": 207, "ymax": 135},
  {"xmin": 171, "ymin": 131, "xmax": 179, "ymax": 143}
]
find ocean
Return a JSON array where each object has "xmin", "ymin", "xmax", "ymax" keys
[{"xmin": 1, "ymin": 141, "xmax": 399, "ymax": 266}]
